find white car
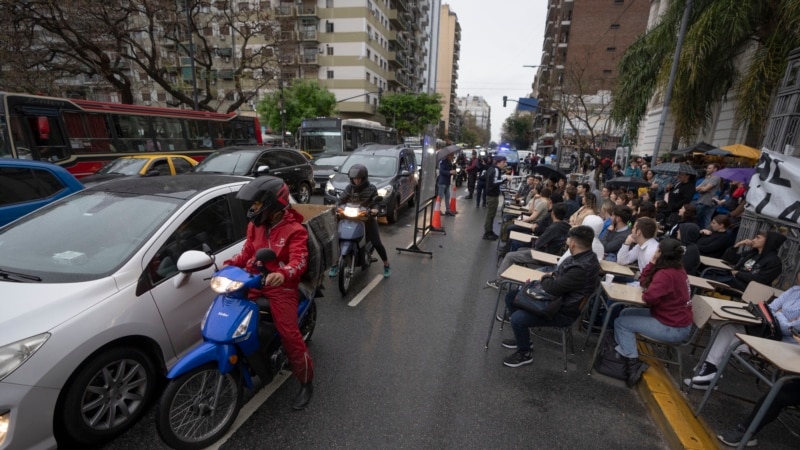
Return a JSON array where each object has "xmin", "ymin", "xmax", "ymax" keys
[{"xmin": 0, "ymin": 174, "xmax": 252, "ymax": 449}]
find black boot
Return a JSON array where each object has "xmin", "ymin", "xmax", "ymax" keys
[
  {"xmin": 292, "ymin": 382, "xmax": 313, "ymax": 410},
  {"xmin": 625, "ymin": 357, "xmax": 649, "ymax": 387}
]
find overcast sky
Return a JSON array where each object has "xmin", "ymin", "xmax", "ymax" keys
[{"xmin": 443, "ymin": 0, "xmax": 547, "ymax": 143}]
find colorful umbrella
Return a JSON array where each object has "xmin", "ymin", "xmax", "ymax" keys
[
  {"xmin": 714, "ymin": 168, "xmax": 755, "ymax": 184},
  {"xmin": 720, "ymin": 144, "xmax": 761, "ymax": 160}
]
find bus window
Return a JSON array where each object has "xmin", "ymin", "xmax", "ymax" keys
[
  {"xmin": 112, "ymin": 115, "xmax": 149, "ymax": 152},
  {"xmin": 209, "ymin": 123, "xmax": 226, "ymax": 148},
  {"xmin": 26, "ymin": 116, "xmax": 69, "ymax": 162},
  {"xmin": 8, "ymin": 116, "xmax": 33, "ymax": 159},
  {"xmin": 0, "ymin": 117, "xmax": 10, "ymax": 158},
  {"xmin": 62, "ymin": 112, "xmax": 113, "ymax": 153},
  {"xmin": 154, "ymin": 117, "xmax": 186, "ymax": 152}
]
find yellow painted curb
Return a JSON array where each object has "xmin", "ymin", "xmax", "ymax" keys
[{"xmin": 637, "ymin": 349, "xmax": 720, "ymax": 449}]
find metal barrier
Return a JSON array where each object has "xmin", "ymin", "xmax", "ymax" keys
[{"xmin": 736, "ymin": 211, "xmax": 800, "ymax": 290}]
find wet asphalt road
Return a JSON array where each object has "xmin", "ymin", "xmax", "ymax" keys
[{"xmin": 101, "ymin": 191, "xmax": 668, "ymax": 450}]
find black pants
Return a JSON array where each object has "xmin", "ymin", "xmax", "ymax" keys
[
  {"xmin": 467, "ymin": 173, "xmax": 477, "ymax": 195},
  {"xmin": 743, "ymin": 379, "xmax": 800, "ymax": 434},
  {"xmin": 365, "ymin": 218, "xmax": 388, "ymax": 263}
]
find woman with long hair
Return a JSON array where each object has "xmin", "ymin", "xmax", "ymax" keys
[
  {"xmin": 569, "ymin": 190, "xmax": 598, "ymax": 227},
  {"xmin": 668, "ymin": 203, "xmax": 697, "ymax": 238},
  {"xmin": 639, "ymin": 170, "xmax": 656, "ymax": 198},
  {"xmin": 612, "ymin": 238, "xmax": 693, "ymax": 386}
]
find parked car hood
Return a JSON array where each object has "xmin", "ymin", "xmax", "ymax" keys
[{"xmin": 0, "ymin": 277, "xmax": 122, "ymax": 345}]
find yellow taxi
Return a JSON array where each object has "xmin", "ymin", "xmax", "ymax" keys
[{"xmin": 81, "ymin": 154, "xmax": 198, "ymax": 185}]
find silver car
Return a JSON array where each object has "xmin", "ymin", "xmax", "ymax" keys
[{"xmin": 0, "ymin": 174, "xmax": 251, "ymax": 449}]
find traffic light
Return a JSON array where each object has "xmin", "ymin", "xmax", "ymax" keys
[{"xmin": 502, "ymin": 96, "xmax": 507, "ymax": 107}]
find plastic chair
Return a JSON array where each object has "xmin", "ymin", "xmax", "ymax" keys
[{"xmin": 636, "ymin": 294, "xmax": 714, "ymax": 391}]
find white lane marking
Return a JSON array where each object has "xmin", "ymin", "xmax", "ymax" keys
[
  {"xmin": 207, "ymin": 371, "xmax": 292, "ymax": 449},
  {"xmin": 348, "ymin": 274, "xmax": 384, "ymax": 307}
]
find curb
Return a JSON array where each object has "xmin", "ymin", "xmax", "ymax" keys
[{"xmin": 637, "ymin": 351, "xmax": 720, "ymax": 449}]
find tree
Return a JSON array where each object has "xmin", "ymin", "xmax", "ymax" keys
[
  {"xmin": 458, "ymin": 112, "xmax": 490, "ymax": 147},
  {"xmin": 501, "ymin": 114, "xmax": 532, "ymax": 150},
  {"xmin": 0, "ymin": 0, "xmax": 283, "ymax": 112},
  {"xmin": 377, "ymin": 92, "xmax": 442, "ymax": 138},
  {"xmin": 256, "ymin": 79, "xmax": 336, "ymax": 137},
  {"xmin": 611, "ymin": 0, "xmax": 800, "ymax": 145}
]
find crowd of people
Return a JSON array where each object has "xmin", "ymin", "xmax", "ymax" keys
[{"xmin": 473, "ymin": 149, "xmax": 797, "ymax": 448}]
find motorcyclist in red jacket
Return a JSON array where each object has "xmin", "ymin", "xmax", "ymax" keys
[{"xmin": 224, "ymin": 176, "xmax": 314, "ymax": 410}]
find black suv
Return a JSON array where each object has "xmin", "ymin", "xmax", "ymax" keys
[
  {"xmin": 193, "ymin": 146, "xmax": 315, "ymax": 203},
  {"xmin": 323, "ymin": 144, "xmax": 418, "ymax": 223}
]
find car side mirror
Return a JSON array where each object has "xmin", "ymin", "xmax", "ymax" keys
[
  {"xmin": 400, "ymin": 170, "xmax": 410, "ymax": 177},
  {"xmin": 255, "ymin": 165, "xmax": 271, "ymax": 176}
]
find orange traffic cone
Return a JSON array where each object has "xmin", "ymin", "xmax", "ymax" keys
[
  {"xmin": 449, "ymin": 185, "xmax": 458, "ymax": 214},
  {"xmin": 432, "ymin": 195, "xmax": 443, "ymax": 229}
]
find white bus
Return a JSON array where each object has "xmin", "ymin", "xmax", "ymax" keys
[{"xmin": 298, "ymin": 117, "xmax": 399, "ymax": 156}]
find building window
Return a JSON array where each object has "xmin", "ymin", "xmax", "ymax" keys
[
  {"xmin": 327, "ymin": 46, "xmax": 334, "ymax": 56},
  {"xmin": 366, "ymin": 72, "xmax": 371, "ymax": 81},
  {"xmin": 610, "ymin": 23, "xmax": 620, "ymax": 30},
  {"xmin": 367, "ymin": 49, "xmax": 371, "ymax": 59},
  {"xmin": 614, "ymin": 0, "xmax": 624, "ymax": 4},
  {"xmin": 603, "ymin": 69, "xmax": 613, "ymax": 74},
  {"xmin": 326, "ymin": 21, "xmax": 334, "ymax": 33},
  {"xmin": 327, "ymin": 70, "xmax": 334, "ymax": 79},
  {"xmin": 326, "ymin": 0, "xmax": 334, "ymax": 7},
  {"xmin": 607, "ymin": 47, "xmax": 616, "ymax": 52}
]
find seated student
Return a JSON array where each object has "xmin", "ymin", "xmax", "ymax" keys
[
  {"xmin": 501, "ymin": 187, "xmax": 550, "ymax": 243},
  {"xmin": 696, "ymin": 214, "xmax": 734, "ymax": 259},
  {"xmin": 716, "ymin": 347, "xmax": 800, "ymax": 447},
  {"xmin": 487, "ymin": 203, "xmax": 571, "ymax": 289},
  {"xmin": 600, "ymin": 205, "xmax": 633, "ymax": 260},
  {"xmin": 677, "ymin": 223, "xmax": 701, "ymax": 276},
  {"xmin": 686, "ymin": 271, "xmax": 800, "ymax": 391},
  {"xmin": 562, "ymin": 186, "xmax": 580, "ymax": 221},
  {"xmin": 613, "ymin": 239, "xmax": 693, "ymax": 386},
  {"xmin": 706, "ymin": 231, "xmax": 787, "ymax": 291},
  {"xmin": 598, "ymin": 200, "xmax": 615, "ymax": 239},
  {"xmin": 617, "ymin": 217, "xmax": 660, "ymax": 272},
  {"xmin": 500, "ymin": 226, "xmax": 601, "ymax": 367},
  {"xmin": 558, "ymin": 215, "xmax": 605, "ymax": 265},
  {"xmin": 569, "ymin": 190, "xmax": 599, "ymax": 228}
]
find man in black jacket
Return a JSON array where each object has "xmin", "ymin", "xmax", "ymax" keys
[
  {"xmin": 501, "ymin": 225, "xmax": 600, "ymax": 367},
  {"xmin": 599, "ymin": 205, "xmax": 633, "ymax": 260},
  {"xmin": 483, "ymin": 156, "xmax": 508, "ymax": 240},
  {"xmin": 708, "ymin": 231, "xmax": 787, "ymax": 291}
]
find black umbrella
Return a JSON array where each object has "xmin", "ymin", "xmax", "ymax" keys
[
  {"xmin": 436, "ymin": 145, "xmax": 461, "ymax": 162},
  {"xmin": 672, "ymin": 141, "xmax": 718, "ymax": 155},
  {"xmin": 530, "ymin": 164, "xmax": 566, "ymax": 180},
  {"xmin": 653, "ymin": 162, "xmax": 698, "ymax": 176},
  {"xmin": 605, "ymin": 176, "xmax": 651, "ymax": 190}
]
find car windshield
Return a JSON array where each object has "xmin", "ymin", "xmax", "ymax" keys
[
  {"xmin": 497, "ymin": 150, "xmax": 519, "ymax": 163},
  {"xmin": 96, "ymin": 158, "xmax": 148, "ymax": 175},
  {"xmin": 312, "ymin": 155, "xmax": 348, "ymax": 167},
  {"xmin": 194, "ymin": 151, "xmax": 258, "ymax": 175},
  {"xmin": 0, "ymin": 191, "xmax": 179, "ymax": 282},
  {"xmin": 340, "ymin": 154, "xmax": 398, "ymax": 178}
]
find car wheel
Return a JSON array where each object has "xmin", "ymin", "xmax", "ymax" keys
[
  {"xmin": 296, "ymin": 182, "xmax": 312, "ymax": 204},
  {"xmin": 58, "ymin": 347, "xmax": 157, "ymax": 447},
  {"xmin": 386, "ymin": 197, "xmax": 400, "ymax": 224}
]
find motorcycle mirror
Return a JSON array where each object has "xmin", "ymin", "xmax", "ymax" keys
[{"xmin": 255, "ymin": 248, "xmax": 277, "ymax": 263}]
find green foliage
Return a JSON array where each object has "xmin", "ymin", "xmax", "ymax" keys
[
  {"xmin": 377, "ymin": 92, "xmax": 442, "ymax": 138},
  {"xmin": 612, "ymin": 0, "xmax": 800, "ymax": 145},
  {"xmin": 501, "ymin": 114, "xmax": 532, "ymax": 150},
  {"xmin": 257, "ymin": 79, "xmax": 337, "ymax": 134}
]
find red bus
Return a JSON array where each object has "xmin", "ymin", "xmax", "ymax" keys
[{"xmin": 0, "ymin": 92, "xmax": 262, "ymax": 177}]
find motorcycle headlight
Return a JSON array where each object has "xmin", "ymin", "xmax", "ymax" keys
[
  {"xmin": 343, "ymin": 206, "xmax": 360, "ymax": 217},
  {"xmin": 377, "ymin": 185, "xmax": 392, "ymax": 197},
  {"xmin": 0, "ymin": 333, "xmax": 50, "ymax": 381},
  {"xmin": 210, "ymin": 275, "xmax": 244, "ymax": 294},
  {"xmin": 232, "ymin": 310, "xmax": 253, "ymax": 339}
]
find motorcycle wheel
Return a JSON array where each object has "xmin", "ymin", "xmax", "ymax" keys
[
  {"xmin": 156, "ymin": 364, "xmax": 243, "ymax": 450},
  {"xmin": 338, "ymin": 253, "xmax": 355, "ymax": 295}
]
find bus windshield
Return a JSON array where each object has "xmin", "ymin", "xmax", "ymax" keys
[{"xmin": 300, "ymin": 131, "xmax": 342, "ymax": 155}]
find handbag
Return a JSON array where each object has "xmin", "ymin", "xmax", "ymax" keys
[
  {"xmin": 721, "ymin": 301, "xmax": 783, "ymax": 341},
  {"xmin": 511, "ymin": 280, "xmax": 563, "ymax": 321},
  {"xmin": 594, "ymin": 332, "xmax": 628, "ymax": 381}
]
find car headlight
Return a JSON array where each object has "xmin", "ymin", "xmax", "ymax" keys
[
  {"xmin": 210, "ymin": 275, "xmax": 244, "ymax": 294},
  {"xmin": 0, "ymin": 333, "xmax": 50, "ymax": 381},
  {"xmin": 325, "ymin": 180, "xmax": 336, "ymax": 195},
  {"xmin": 232, "ymin": 310, "xmax": 253, "ymax": 339},
  {"xmin": 0, "ymin": 410, "xmax": 8, "ymax": 446},
  {"xmin": 377, "ymin": 185, "xmax": 393, "ymax": 197}
]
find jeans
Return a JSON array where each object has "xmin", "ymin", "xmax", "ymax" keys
[
  {"xmin": 438, "ymin": 183, "xmax": 452, "ymax": 212},
  {"xmin": 696, "ymin": 203, "xmax": 715, "ymax": 229},
  {"xmin": 504, "ymin": 288, "xmax": 574, "ymax": 352},
  {"xmin": 614, "ymin": 308, "xmax": 691, "ymax": 358}
]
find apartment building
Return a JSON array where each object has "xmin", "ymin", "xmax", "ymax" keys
[
  {"xmin": 435, "ymin": 3, "xmax": 460, "ymax": 139},
  {"xmin": 456, "ymin": 95, "xmax": 490, "ymax": 130}
]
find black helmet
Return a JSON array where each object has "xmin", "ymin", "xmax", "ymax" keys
[
  {"xmin": 237, "ymin": 176, "xmax": 290, "ymax": 226},
  {"xmin": 348, "ymin": 164, "xmax": 369, "ymax": 186}
]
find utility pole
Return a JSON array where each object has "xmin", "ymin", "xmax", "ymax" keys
[
  {"xmin": 279, "ymin": 77, "xmax": 285, "ymax": 146},
  {"xmin": 183, "ymin": 0, "xmax": 198, "ymax": 110}
]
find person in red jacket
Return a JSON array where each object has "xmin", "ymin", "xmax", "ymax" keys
[
  {"xmin": 613, "ymin": 238, "xmax": 693, "ymax": 386},
  {"xmin": 224, "ymin": 176, "xmax": 314, "ymax": 410}
]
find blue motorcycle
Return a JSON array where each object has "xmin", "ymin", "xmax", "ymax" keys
[{"xmin": 155, "ymin": 249, "xmax": 316, "ymax": 449}]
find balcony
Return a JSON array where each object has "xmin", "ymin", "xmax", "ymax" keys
[
  {"xmin": 278, "ymin": 55, "xmax": 297, "ymax": 65},
  {"xmin": 279, "ymin": 31, "xmax": 297, "ymax": 41},
  {"xmin": 274, "ymin": 5, "xmax": 294, "ymax": 17},
  {"xmin": 297, "ymin": 5, "xmax": 317, "ymax": 16},
  {"xmin": 394, "ymin": 0, "xmax": 409, "ymax": 13},
  {"xmin": 388, "ymin": 9, "xmax": 409, "ymax": 30},
  {"xmin": 299, "ymin": 30, "xmax": 318, "ymax": 41},
  {"xmin": 299, "ymin": 54, "xmax": 318, "ymax": 65},
  {"xmin": 338, "ymin": 102, "xmax": 377, "ymax": 115}
]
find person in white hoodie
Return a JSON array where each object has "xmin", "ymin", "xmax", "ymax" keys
[{"xmin": 558, "ymin": 214, "xmax": 605, "ymax": 266}]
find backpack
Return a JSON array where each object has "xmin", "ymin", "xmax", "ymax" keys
[{"xmin": 594, "ymin": 332, "xmax": 628, "ymax": 381}]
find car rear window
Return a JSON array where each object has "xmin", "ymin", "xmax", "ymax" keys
[{"xmin": 0, "ymin": 167, "xmax": 66, "ymax": 206}]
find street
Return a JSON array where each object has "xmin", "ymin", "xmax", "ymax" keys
[{"xmin": 103, "ymin": 191, "xmax": 666, "ymax": 450}]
